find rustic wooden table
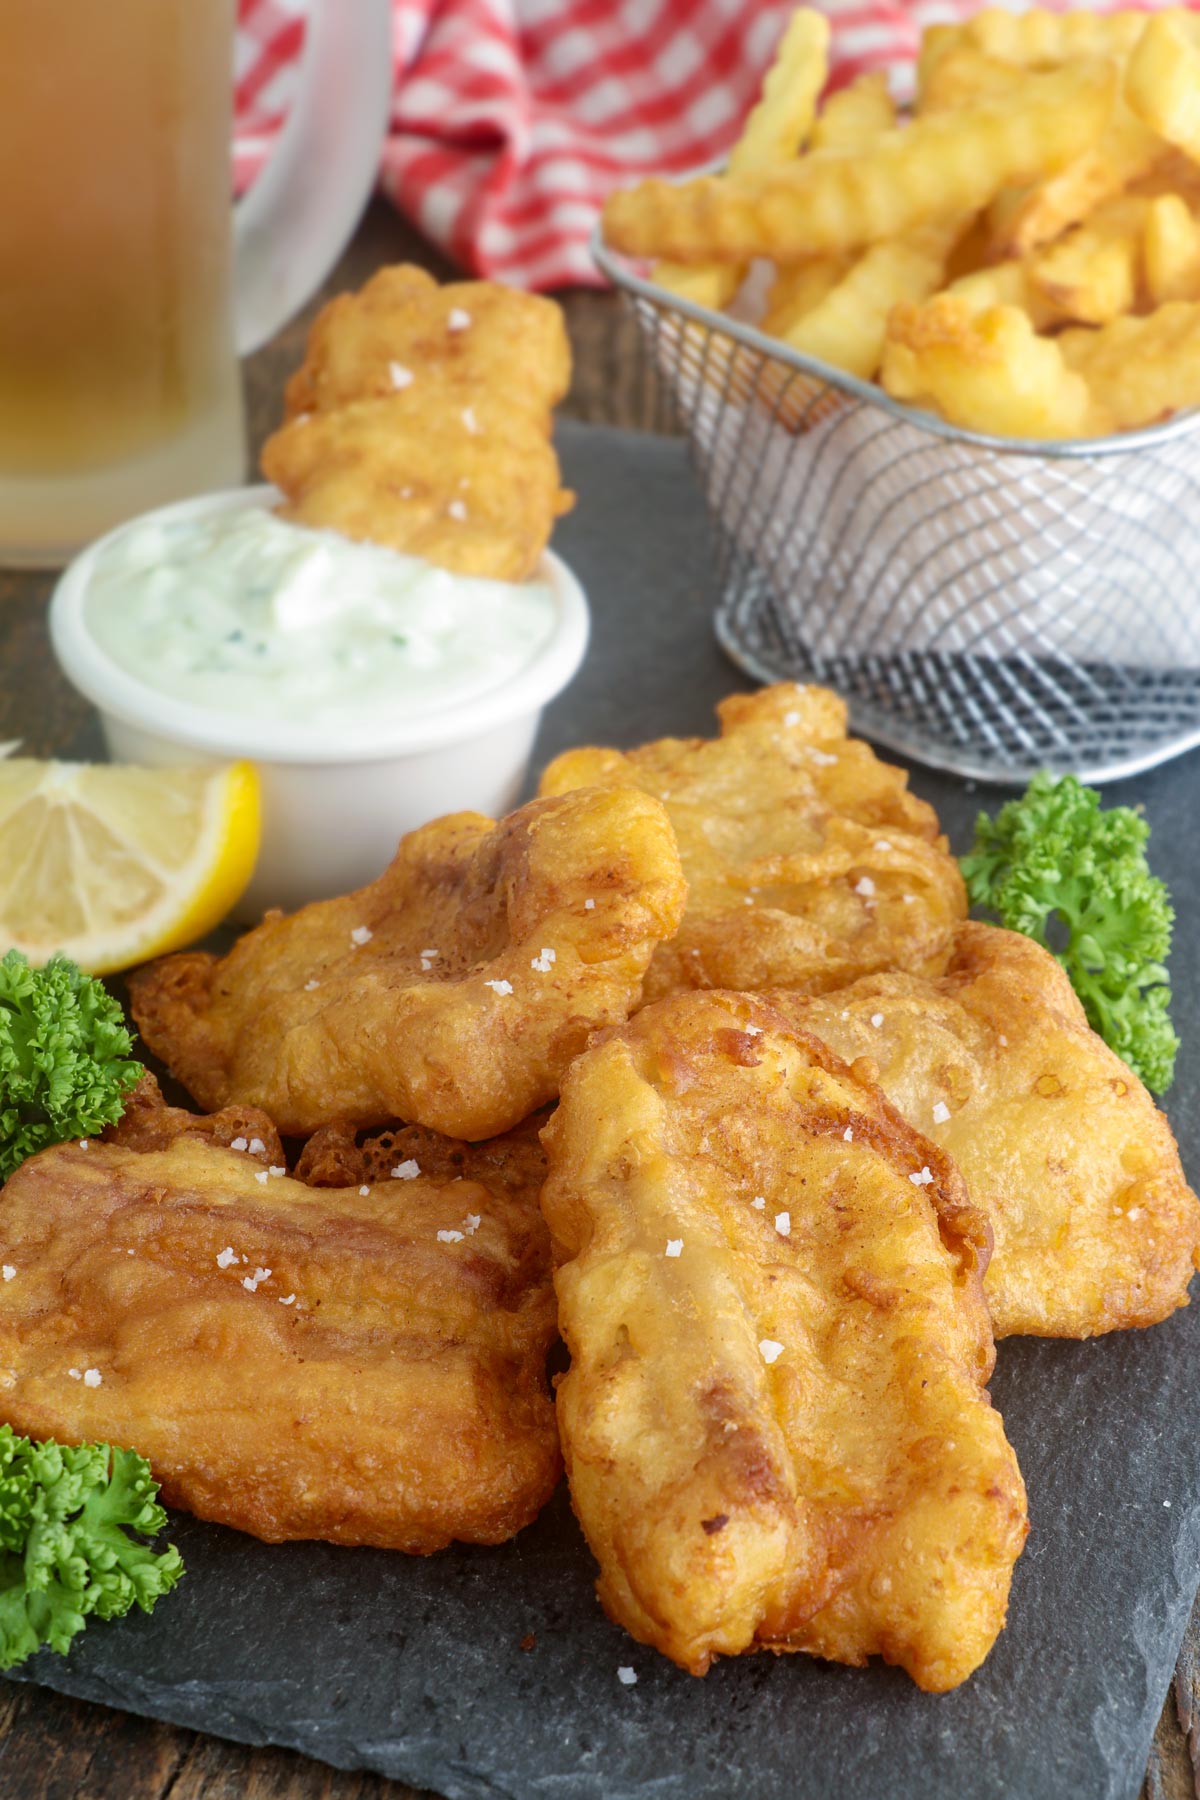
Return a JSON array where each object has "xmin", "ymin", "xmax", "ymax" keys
[{"xmin": 0, "ymin": 200, "xmax": 1197, "ymax": 1800}]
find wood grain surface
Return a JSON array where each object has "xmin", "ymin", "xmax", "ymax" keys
[{"xmin": 0, "ymin": 198, "xmax": 1195, "ymax": 1800}]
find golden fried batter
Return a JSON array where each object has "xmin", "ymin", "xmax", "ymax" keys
[
  {"xmin": 261, "ymin": 265, "xmax": 574, "ymax": 582},
  {"xmin": 104, "ymin": 1071, "xmax": 284, "ymax": 1166},
  {"xmin": 130, "ymin": 787, "xmax": 686, "ymax": 1141},
  {"xmin": 784, "ymin": 923, "xmax": 1200, "ymax": 1338},
  {"xmin": 0, "ymin": 1121, "xmax": 558, "ymax": 1552},
  {"xmin": 541, "ymin": 989, "xmax": 1028, "ymax": 1690},
  {"xmin": 281, "ymin": 265, "xmax": 571, "ymax": 419},
  {"xmin": 296, "ymin": 1113, "xmax": 549, "ymax": 1196},
  {"xmin": 539, "ymin": 684, "xmax": 966, "ymax": 1002},
  {"xmin": 263, "ymin": 399, "xmax": 571, "ymax": 583}
]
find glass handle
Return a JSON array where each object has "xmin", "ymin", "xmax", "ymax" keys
[{"xmin": 233, "ymin": 0, "xmax": 395, "ymax": 357}]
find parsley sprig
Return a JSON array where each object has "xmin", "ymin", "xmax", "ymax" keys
[
  {"xmin": 0, "ymin": 1426, "xmax": 183, "ymax": 1671},
  {"xmin": 961, "ymin": 772, "xmax": 1177, "ymax": 1093},
  {"xmin": 0, "ymin": 949, "xmax": 142, "ymax": 1181}
]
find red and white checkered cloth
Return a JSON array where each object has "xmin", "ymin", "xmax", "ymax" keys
[{"xmin": 234, "ymin": 0, "xmax": 1189, "ymax": 292}]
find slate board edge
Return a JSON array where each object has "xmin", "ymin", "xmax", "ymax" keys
[
  {"xmin": 12, "ymin": 1555, "xmax": 1200, "ymax": 1800},
  {"xmin": 10, "ymin": 1662, "xmax": 498, "ymax": 1800}
]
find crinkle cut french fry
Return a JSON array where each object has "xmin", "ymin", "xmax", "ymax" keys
[
  {"xmin": 1131, "ymin": 149, "xmax": 1200, "ymax": 208},
  {"xmin": 651, "ymin": 9, "xmax": 830, "ymax": 312},
  {"xmin": 913, "ymin": 4, "xmax": 1146, "ymax": 112},
  {"xmin": 1032, "ymin": 238, "xmax": 1137, "ymax": 327},
  {"xmin": 923, "ymin": 8, "xmax": 1161, "ymax": 259},
  {"xmin": 603, "ymin": 61, "xmax": 1115, "ymax": 265},
  {"xmin": 881, "ymin": 298, "xmax": 1099, "ymax": 440},
  {"xmin": 1145, "ymin": 194, "xmax": 1200, "ymax": 304},
  {"xmin": 961, "ymin": 7, "xmax": 1150, "ymax": 68},
  {"xmin": 667, "ymin": 322, "xmax": 759, "ymax": 416},
  {"xmin": 945, "ymin": 261, "xmax": 1060, "ymax": 333},
  {"xmin": 985, "ymin": 105, "xmax": 1164, "ymax": 260},
  {"xmin": 1126, "ymin": 11, "xmax": 1200, "ymax": 164},
  {"xmin": 916, "ymin": 23, "xmax": 967, "ymax": 106},
  {"xmin": 762, "ymin": 256, "xmax": 852, "ymax": 338},
  {"xmin": 776, "ymin": 225, "xmax": 959, "ymax": 380},
  {"xmin": 651, "ymin": 262, "xmax": 745, "ymax": 310},
  {"xmin": 810, "ymin": 71, "xmax": 896, "ymax": 152},
  {"xmin": 1060, "ymin": 302, "xmax": 1200, "ymax": 430},
  {"xmin": 1029, "ymin": 195, "xmax": 1149, "ymax": 326},
  {"xmin": 730, "ymin": 7, "xmax": 830, "ymax": 171},
  {"xmin": 751, "ymin": 358, "xmax": 855, "ymax": 437},
  {"xmin": 918, "ymin": 48, "xmax": 1027, "ymax": 116}
]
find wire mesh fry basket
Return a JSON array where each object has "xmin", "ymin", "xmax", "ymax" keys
[{"xmin": 593, "ymin": 228, "xmax": 1200, "ymax": 786}]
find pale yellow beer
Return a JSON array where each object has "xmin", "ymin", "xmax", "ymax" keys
[{"xmin": 0, "ymin": 0, "xmax": 244, "ymax": 560}]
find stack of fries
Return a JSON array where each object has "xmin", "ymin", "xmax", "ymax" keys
[{"xmin": 602, "ymin": 7, "xmax": 1200, "ymax": 442}]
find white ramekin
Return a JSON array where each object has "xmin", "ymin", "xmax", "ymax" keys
[{"xmin": 49, "ymin": 485, "xmax": 590, "ymax": 921}]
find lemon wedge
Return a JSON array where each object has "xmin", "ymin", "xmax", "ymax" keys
[{"xmin": 0, "ymin": 759, "xmax": 260, "ymax": 974}]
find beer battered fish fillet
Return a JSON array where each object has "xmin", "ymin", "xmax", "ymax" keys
[
  {"xmin": 263, "ymin": 399, "xmax": 571, "ymax": 583},
  {"xmin": 539, "ymin": 683, "xmax": 966, "ymax": 1002},
  {"xmin": 262, "ymin": 265, "xmax": 574, "ymax": 582},
  {"xmin": 541, "ymin": 990, "xmax": 1028, "ymax": 1690},
  {"xmin": 280, "ymin": 265, "xmax": 572, "ymax": 421},
  {"xmin": 784, "ymin": 923, "xmax": 1200, "ymax": 1338},
  {"xmin": 0, "ymin": 1117, "xmax": 558, "ymax": 1553},
  {"xmin": 129, "ymin": 786, "xmax": 686, "ymax": 1141}
]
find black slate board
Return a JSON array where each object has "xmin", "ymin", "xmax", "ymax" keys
[{"xmin": 14, "ymin": 420, "xmax": 1200, "ymax": 1800}]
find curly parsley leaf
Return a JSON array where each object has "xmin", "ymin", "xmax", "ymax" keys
[
  {"xmin": 0, "ymin": 949, "xmax": 142, "ymax": 1181},
  {"xmin": 961, "ymin": 772, "xmax": 1177, "ymax": 1093},
  {"xmin": 0, "ymin": 1425, "xmax": 182, "ymax": 1671}
]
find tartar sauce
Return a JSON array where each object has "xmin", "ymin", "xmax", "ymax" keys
[{"xmin": 85, "ymin": 506, "xmax": 558, "ymax": 739}]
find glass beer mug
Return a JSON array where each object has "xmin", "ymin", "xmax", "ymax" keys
[{"xmin": 0, "ymin": 0, "xmax": 393, "ymax": 565}]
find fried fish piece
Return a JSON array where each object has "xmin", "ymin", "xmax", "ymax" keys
[
  {"xmin": 0, "ymin": 1120, "xmax": 558, "ymax": 1552},
  {"xmin": 280, "ymin": 264, "xmax": 572, "ymax": 421},
  {"xmin": 783, "ymin": 923, "xmax": 1200, "ymax": 1338},
  {"xmin": 262, "ymin": 265, "xmax": 574, "ymax": 582},
  {"xmin": 263, "ymin": 397, "xmax": 572, "ymax": 583},
  {"xmin": 130, "ymin": 787, "xmax": 686, "ymax": 1141},
  {"xmin": 539, "ymin": 684, "xmax": 966, "ymax": 1002},
  {"xmin": 541, "ymin": 989, "xmax": 1028, "ymax": 1690}
]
